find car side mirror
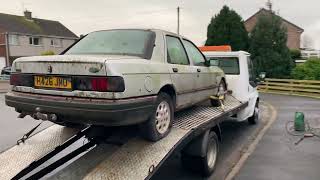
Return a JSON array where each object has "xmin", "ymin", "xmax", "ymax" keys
[
  {"xmin": 259, "ymin": 72, "xmax": 266, "ymax": 81},
  {"xmin": 250, "ymin": 72, "xmax": 266, "ymax": 87},
  {"xmin": 249, "ymin": 80, "xmax": 258, "ymax": 87},
  {"xmin": 205, "ymin": 59, "xmax": 219, "ymax": 67},
  {"xmin": 204, "ymin": 60, "xmax": 210, "ymax": 67}
]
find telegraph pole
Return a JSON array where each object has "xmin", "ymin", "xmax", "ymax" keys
[{"xmin": 177, "ymin": 6, "xmax": 180, "ymax": 35}]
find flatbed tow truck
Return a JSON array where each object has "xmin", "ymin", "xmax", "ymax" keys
[{"xmin": 0, "ymin": 50, "xmax": 258, "ymax": 180}]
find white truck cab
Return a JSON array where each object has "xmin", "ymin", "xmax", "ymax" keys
[{"xmin": 203, "ymin": 51, "xmax": 260, "ymax": 124}]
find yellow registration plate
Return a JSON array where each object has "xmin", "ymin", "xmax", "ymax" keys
[{"xmin": 34, "ymin": 76, "xmax": 72, "ymax": 89}]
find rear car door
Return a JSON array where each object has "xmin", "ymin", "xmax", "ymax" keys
[
  {"xmin": 165, "ymin": 35, "xmax": 194, "ymax": 109},
  {"xmin": 182, "ymin": 39, "xmax": 215, "ymax": 102}
]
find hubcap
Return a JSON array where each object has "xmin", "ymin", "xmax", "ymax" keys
[
  {"xmin": 155, "ymin": 101, "xmax": 171, "ymax": 134},
  {"xmin": 207, "ymin": 138, "xmax": 217, "ymax": 169}
]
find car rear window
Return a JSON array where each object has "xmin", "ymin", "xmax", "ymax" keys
[
  {"xmin": 65, "ymin": 30, "xmax": 155, "ymax": 59},
  {"xmin": 209, "ymin": 57, "xmax": 240, "ymax": 75}
]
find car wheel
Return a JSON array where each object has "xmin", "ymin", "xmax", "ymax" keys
[
  {"xmin": 181, "ymin": 131, "xmax": 219, "ymax": 177},
  {"xmin": 211, "ymin": 80, "xmax": 226, "ymax": 107},
  {"xmin": 141, "ymin": 92, "xmax": 173, "ymax": 142},
  {"xmin": 248, "ymin": 101, "xmax": 259, "ymax": 125}
]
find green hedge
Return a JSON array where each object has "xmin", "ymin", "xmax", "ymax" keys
[{"xmin": 291, "ymin": 58, "xmax": 320, "ymax": 80}]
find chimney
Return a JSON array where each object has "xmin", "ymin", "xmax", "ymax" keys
[
  {"xmin": 24, "ymin": 10, "xmax": 32, "ymax": 20},
  {"xmin": 266, "ymin": 0, "xmax": 273, "ymax": 11}
]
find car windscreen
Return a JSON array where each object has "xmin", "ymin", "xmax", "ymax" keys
[
  {"xmin": 209, "ymin": 57, "xmax": 240, "ymax": 75},
  {"xmin": 65, "ymin": 30, "xmax": 155, "ymax": 59}
]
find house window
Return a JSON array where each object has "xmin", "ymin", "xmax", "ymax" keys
[
  {"xmin": 8, "ymin": 34, "xmax": 19, "ymax": 45},
  {"xmin": 50, "ymin": 39, "xmax": 62, "ymax": 47},
  {"xmin": 29, "ymin": 37, "xmax": 42, "ymax": 46}
]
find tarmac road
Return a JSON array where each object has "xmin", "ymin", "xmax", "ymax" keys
[
  {"xmin": 0, "ymin": 93, "xmax": 52, "ymax": 153},
  {"xmin": 235, "ymin": 94, "xmax": 320, "ymax": 180}
]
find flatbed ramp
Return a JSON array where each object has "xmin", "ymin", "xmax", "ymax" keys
[{"xmin": 0, "ymin": 96, "xmax": 246, "ymax": 180}]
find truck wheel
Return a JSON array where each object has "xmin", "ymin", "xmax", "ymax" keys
[
  {"xmin": 141, "ymin": 92, "xmax": 173, "ymax": 142},
  {"xmin": 211, "ymin": 80, "xmax": 226, "ymax": 107},
  {"xmin": 248, "ymin": 101, "xmax": 259, "ymax": 125},
  {"xmin": 181, "ymin": 131, "xmax": 219, "ymax": 177}
]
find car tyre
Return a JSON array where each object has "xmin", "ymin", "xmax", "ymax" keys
[
  {"xmin": 141, "ymin": 92, "xmax": 173, "ymax": 142},
  {"xmin": 211, "ymin": 80, "xmax": 226, "ymax": 107},
  {"xmin": 248, "ymin": 101, "xmax": 259, "ymax": 125},
  {"xmin": 181, "ymin": 131, "xmax": 219, "ymax": 177}
]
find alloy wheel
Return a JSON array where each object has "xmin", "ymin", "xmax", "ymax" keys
[{"xmin": 155, "ymin": 101, "xmax": 171, "ymax": 134}]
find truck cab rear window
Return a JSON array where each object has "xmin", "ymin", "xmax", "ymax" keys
[{"xmin": 209, "ymin": 57, "xmax": 240, "ymax": 75}]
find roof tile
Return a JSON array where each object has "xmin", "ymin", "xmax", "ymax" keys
[{"xmin": 0, "ymin": 12, "xmax": 78, "ymax": 38}]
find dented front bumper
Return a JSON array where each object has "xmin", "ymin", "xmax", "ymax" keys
[{"xmin": 5, "ymin": 91, "xmax": 157, "ymax": 126}]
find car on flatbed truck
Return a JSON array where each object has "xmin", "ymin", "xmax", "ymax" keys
[{"xmin": 5, "ymin": 29, "xmax": 226, "ymax": 141}]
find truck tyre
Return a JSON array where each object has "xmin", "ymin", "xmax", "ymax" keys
[
  {"xmin": 211, "ymin": 80, "xmax": 226, "ymax": 107},
  {"xmin": 141, "ymin": 92, "xmax": 173, "ymax": 142},
  {"xmin": 181, "ymin": 131, "xmax": 219, "ymax": 177},
  {"xmin": 248, "ymin": 101, "xmax": 259, "ymax": 125}
]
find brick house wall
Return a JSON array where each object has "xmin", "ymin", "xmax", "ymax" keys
[{"xmin": 244, "ymin": 9, "xmax": 303, "ymax": 50}]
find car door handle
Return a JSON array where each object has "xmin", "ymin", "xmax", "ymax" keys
[
  {"xmin": 172, "ymin": 68, "xmax": 178, "ymax": 73},
  {"xmin": 197, "ymin": 69, "xmax": 201, "ymax": 72}
]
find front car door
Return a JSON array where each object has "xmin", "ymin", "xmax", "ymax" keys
[
  {"xmin": 182, "ymin": 39, "xmax": 216, "ymax": 103},
  {"xmin": 165, "ymin": 35, "xmax": 194, "ymax": 110},
  {"xmin": 246, "ymin": 55, "xmax": 259, "ymax": 117}
]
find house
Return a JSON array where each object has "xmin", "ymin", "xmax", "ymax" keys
[
  {"xmin": 244, "ymin": 8, "xmax": 304, "ymax": 50},
  {"xmin": 300, "ymin": 48, "xmax": 320, "ymax": 59},
  {"xmin": 0, "ymin": 11, "xmax": 78, "ymax": 66}
]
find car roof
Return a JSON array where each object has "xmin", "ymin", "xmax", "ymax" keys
[{"xmin": 88, "ymin": 28, "xmax": 189, "ymax": 40}]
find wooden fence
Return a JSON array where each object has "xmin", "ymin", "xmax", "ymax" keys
[{"xmin": 258, "ymin": 78, "xmax": 320, "ymax": 99}]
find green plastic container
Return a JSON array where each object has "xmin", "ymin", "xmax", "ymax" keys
[{"xmin": 294, "ymin": 112, "xmax": 305, "ymax": 132}]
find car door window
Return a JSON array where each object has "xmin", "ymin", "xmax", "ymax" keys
[
  {"xmin": 183, "ymin": 39, "xmax": 206, "ymax": 66},
  {"xmin": 166, "ymin": 36, "xmax": 189, "ymax": 65}
]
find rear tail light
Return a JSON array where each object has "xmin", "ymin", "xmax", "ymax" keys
[
  {"xmin": 73, "ymin": 76, "xmax": 125, "ymax": 92},
  {"xmin": 91, "ymin": 77, "xmax": 108, "ymax": 92},
  {"xmin": 10, "ymin": 73, "xmax": 33, "ymax": 86}
]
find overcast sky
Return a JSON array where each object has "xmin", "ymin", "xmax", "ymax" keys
[{"xmin": 0, "ymin": 0, "xmax": 319, "ymax": 49}]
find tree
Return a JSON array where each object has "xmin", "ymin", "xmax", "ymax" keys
[
  {"xmin": 290, "ymin": 49, "xmax": 301, "ymax": 60},
  {"xmin": 291, "ymin": 58, "xmax": 320, "ymax": 80},
  {"xmin": 41, "ymin": 51, "xmax": 55, "ymax": 56},
  {"xmin": 205, "ymin": 6, "xmax": 249, "ymax": 51},
  {"xmin": 249, "ymin": 14, "xmax": 294, "ymax": 78}
]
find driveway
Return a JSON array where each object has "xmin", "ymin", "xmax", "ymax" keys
[{"xmin": 236, "ymin": 94, "xmax": 320, "ymax": 180}]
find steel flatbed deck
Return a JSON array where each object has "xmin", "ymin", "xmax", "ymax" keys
[{"xmin": 0, "ymin": 95, "xmax": 247, "ymax": 180}]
